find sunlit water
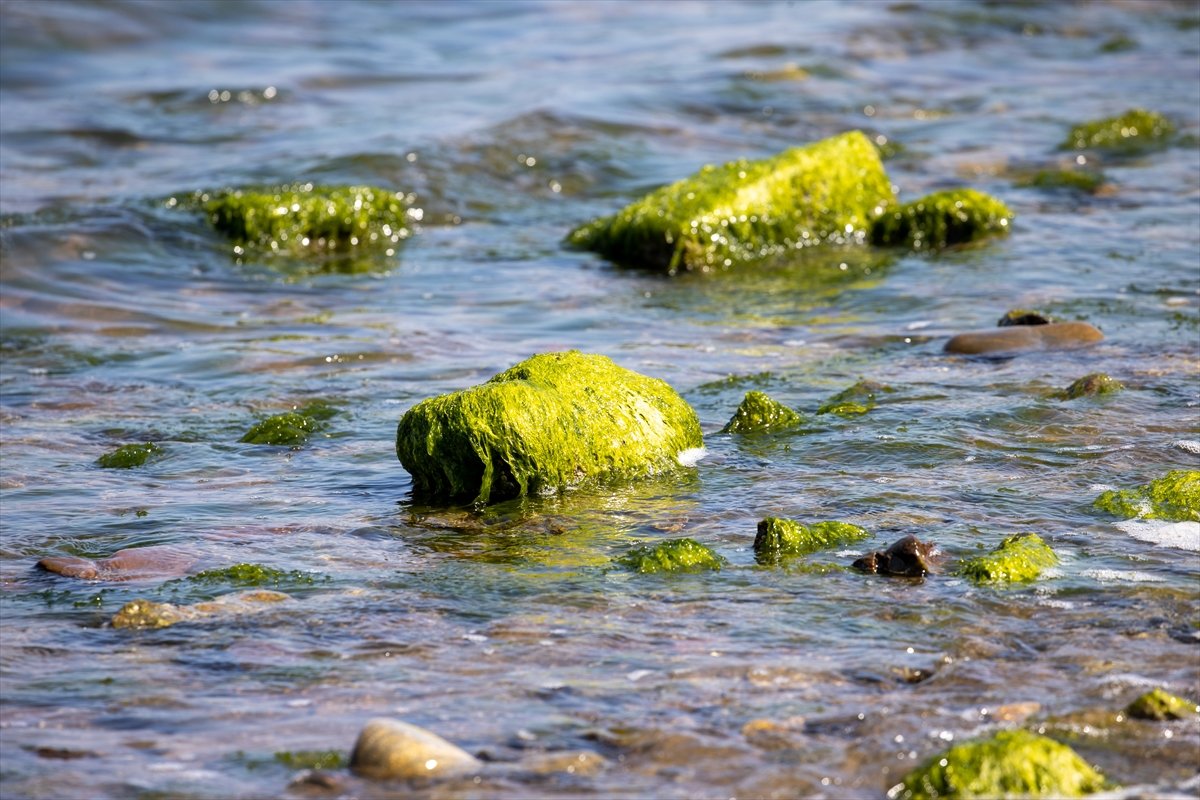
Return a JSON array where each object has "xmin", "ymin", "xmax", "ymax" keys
[{"xmin": 1, "ymin": 2, "xmax": 1198, "ymax": 798}]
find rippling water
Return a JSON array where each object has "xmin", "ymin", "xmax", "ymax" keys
[{"xmin": 2, "ymin": 1, "xmax": 1198, "ymax": 798}]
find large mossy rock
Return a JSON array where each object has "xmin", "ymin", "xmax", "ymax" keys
[
  {"xmin": 395, "ymin": 351, "xmax": 703, "ymax": 504},
  {"xmin": 1093, "ymin": 469, "xmax": 1200, "ymax": 522},
  {"xmin": 567, "ymin": 131, "xmax": 895, "ymax": 274}
]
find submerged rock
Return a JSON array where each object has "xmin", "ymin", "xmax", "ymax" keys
[
  {"xmin": 755, "ymin": 518, "xmax": 869, "ymax": 562},
  {"xmin": 111, "ymin": 589, "xmax": 289, "ymax": 629},
  {"xmin": 1014, "ymin": 168, "xmax": 1108, "ymax": 194},
  {"xmin": 852, "ymin": 534, "xmax": 938, "ymax": 577},
  {"xmin": 870, "ymin": 188, "xmax": 1012, "ymax": 250},
  {"xmin": 1093, "ymin": 470, "xmax": 1200, "ymax": 522},
  {"xmin": 615, "ymin": 537, "xmax": 725, "ymax": 574},
  {"xmin": 1060, "ymin": 108, "xmax": 1175, "ymax": 154},
  {"xmin": 944, "ymin": 321, "xmax": 1103, "ymax": 355},
  {"xmin": 37, "ymin": 546, "xmax": 195, "ymax": 581},
  {"xmin": 957, "ymin": 533, "xmax": 1058, "ymax": 584},
  {"xmin": 96, "ymin": 442, "xmax": 163, "ymax": 469},
  {"xmin": 1064, "ymin": 372, "xmax": 1124, "ymax": 399},
  {"xmin": 893, "ymin": 729, "xmax": 1106, "ymax": 799},
  {"xmin": 349, "ymin": 718, "xmax": 480, "ymax": 781},
  {"xmin": 721, "ymin": 391, "xmax": 803, "ymax": 434},
  {"xmin": 241, "ymin": 412, "xmax": 320, "ymax": 447},
  {"xmin": 1125, "ymin": 688, "xmax": 1199, "ymax": 721},
  {"xmin": 567, "ymin": 130, "xmax": 895, "ymax": 274},
  {"xmin": 816, "ymin": 379, "xmax": 892, "ymax": 416},
  {"xmin": 395, "ymin": 351, "xmax": 702, "ymax": 504}
]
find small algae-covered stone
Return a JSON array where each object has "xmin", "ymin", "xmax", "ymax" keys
[
  {"xmin": 1064, "ymin": 373, "xmax": 1124, "ymax": 399},
  {"xmin": 241, "ymin": 411, "xmax": 319, "ymax": 446},
  {"xmin": 187, "ymin": 562, "xmax": 319, "ymax": 587},
  {"xmin": 870, "ymin": 188, "xmax": 1012, "ymax": 250},
  {"xmin": 894, "ymin": 729, "xmax": 1105, "ymax": 799},
  {"xmin": 350, "ymin": 718, "xmax": 480, "ymax": 781},
  {"xmin": 997, "ymin": 309, "xmax": 1053, "ymax": 327},
  {"xmin": 1094, "ymin": 470, "xmax": 1200, "ymax": 522},
  {"xmin": 1125, "ymin": 688, "xmax": 1198, "ymax": 721},
  {"xmin": 96, "ymin": 442, "xmax": 162, "ymax": 469},
  {"xmin": 755, "ymin": 518, "xmax": 869, "ymax": 562},
  {"xmin": 852, "ymin": 534, "xmax": 939, "ymax": 577},
  {"xmin": 1060, "ymin": 108, "xmax": 1175, "ymax": 154},
  {"xmin": 958, "ymin": 533, "xmax": 1058, "ymax": 584},
  {"xmin": 615, "ymin": 537, "xmax": 725, "ymax": 574},
  {"xmin": 1015, "ymin": 169, "xmax": 1107, "ymax": 194},
  {"xmin": 111, "ymin": 599, "xmax": 193, "ymax": 629},
  {"xmin": 816, "ymin": 379, "xmax": 891, "ymax": 416},
  {"xmin": 945, "ymin": 321, "xmax": 1103, "ymax": 355},
  {"xmin": 395, "ymin": 351, "xmax": 703, "ymax": 504},
  {"xmin": 721, "ymin": 391, "xmax": 803, "ymax": 434},
  {"xmin": 568, "ymin": 130, "xmax": 895, "ymax": 274}
]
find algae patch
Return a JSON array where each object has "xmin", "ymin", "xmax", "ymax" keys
[
  {"xmin": 1063, "ymin": 373, "xmax": 1123, "ymax": 399},
  {"xmin": 615, "ymin": 538, "xmax": 725, "ymax": 573},
  {"xmin": 957, "ymin": 533, "xmax": 1058, "ymax": 584},
  {"xmin": 1060, "ymin": 108, "xmax": 1175, "ymax": 154},
  {"xmin": 1093, "ymin": 470, "xmax": 1200, "ymax": 522},
  {"xmin": 721, "ymin": 391, "xmax": 803, "ymax": 434},
  {"xmin": 96, "ymin": 442, "xmax": 163, "ymax": 469},
  {"xmin": 870, "ymin": 188, "xmax": 1012, "ymax": 250},
  {"xmin": 241, "ymin": 401, "xmax": 338, "ymax": 447},
  {"xmin": 817, "ymin": 379, "xmax": 891, "ymax": 416},
  {"xmin": 185, "ymin": 563, "xmax": 321, "ymax": 588},
  {"xmin": 754, "ymin": 518, "xmax": 869, "ymax": 563},
  {"xmin": 1125, "ymin": 688, "xmax": 1198, "ymax": 721}
]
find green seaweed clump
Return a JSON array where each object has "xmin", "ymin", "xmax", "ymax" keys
[
  {"xmin": 615, "ymin": 537, "xmax": 725, "ymax": 573},
  {"xmin": 754, "ymin": 518, "xmax": 869, "ymax": 562},
  {"xmin": 187, "ymin": 563, "xmax": 318, "ymax": 587},
  {"xmin": 816, "ymin": 379, "xmax": 891, "ymax": 416},
  {"xmin": 96, "ymin": 442, "xmax": 163, "ymax": 469},
  {"xmin": 721, "ymin": 391, "xmax": 803, "ymax": 434},
  {"xmin": 1064, "ymin": 373, "xmax": 1124, "ymax": 399},
  {"xmin": 568, "ymin": 130, "xmax": 896, "ymax": 274},
  {"xmin": 274, "ymin": 750, "xmax": 347, "ymax": 770},
  {"xmin": 1060, "ymin": 109, "xmax": 1175, "ymax": 154},
  {"xmin": 395, "ymin": 351, "xmax": 703, "ymax": 504},
  {"xmin": 1015, "ymin": 169, "xmax": 1107, "ymax": 194},
  {"xmin": 1124, "ymin": 688, "xmax": 1198, "ymax": 721},
  {"xmin": 241, "ymin": 411, "xmax": 320, "ymax": 446},
  {"xmin": 957, "ymin": 533, "xmax": 1058, "ymax": 584},
  {"xmin": 1093, "ymin": 470, "xmax": 1200, "ymax": 522},
  {"xmin": 894, "ymin": 729, "xmax": 1106, "ymax": 799},
  {"xmin": 870, "ymin": 188, "xmax": 1012, "ymax": 250}
]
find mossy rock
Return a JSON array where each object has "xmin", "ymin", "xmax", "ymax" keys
[
  {"xmin": 615, "ymin": 537, "xmax": 725, "ymax": 573},
  {"xmin": 754, "ymin": 518, "xmax": 869, "ymax": 563},
  {"xmin": 1014, "ymin": 169, "xmax": 1107, "ymax": 194},
  {"xmin": 1125, "ymin": 688, "xmax": 1198, "ymax": 721},
  {"xmin": 958, "ymin": 533, "xmax": 1058, "ymax": 584},
  {"xmin": 1060, "ymin": 109, "xmax": 1175, "ymax": 154},
  {"xmin": 895, "ymin": 729, "xmax": 1106, "ymax": 799},
  {"xmin": 568, "ymin": 130, "xmax": 895, "ymax": 274},
  {"xmin": 870, "ymin": 188, "xmax": 1012, "ymax": 250},
  {"xmin": 96, "ymin": 442, "xmax": 163, "ymax": 469},
  {"xmin": 240, "ymin": 411, "xmax": 320, "ymax": 446},
  {"xmin": 722, "ymin": 391, "xmax": 803, "ymax": 434},
  {"xmin": 1064, "ymin": 373, "xmax": 1123, "ymax": 399},
  {"xmin": 816, "ymin": 379, "xmax": 891, "ymax": 416},
  {"xmin": 186, "ymin": 563, "xmax": 320, "ymax": 588},
  {"xmin": 1093, "ymin": 470, "xmax": 1200, "ymax": 522},
  {"xmin": 395, "ymin": 351, "xmax": 703, "ymax": 504}
]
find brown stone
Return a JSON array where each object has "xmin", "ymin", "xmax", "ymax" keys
[{"xmin": 945, "ymin": 321, "xmax": 1103, "ymax": 355}]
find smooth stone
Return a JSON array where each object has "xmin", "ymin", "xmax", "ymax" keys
[
  {"xmin": 852, "ymin": 534, "xmax": 939, "ymax": 577},
  {"xmin": 38, "ymin": 546, "xmax": 196, "ymax": 581},
  {"xmin": 945, "ymin": 321, "xmax": 1103, "ymax": 355},
  {"xmin": 519, "ymin": 750, "xmax": 608, "ymax": 777},
  {"xmin": 349, "ymin": 718, "xmax": 480, "ymax": 781}
]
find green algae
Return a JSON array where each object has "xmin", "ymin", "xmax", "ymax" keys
[
  {"xmin": 721, "ymin": 391, "xmax": 803, "ymax": 434},
  {"xmin": 615, "ymin": 537, "xmax": 725, "ymax": 573},
  {"xmin": 1015, "ymin": 169, "xmax": 1107, "ymax": 194},
  {"xmin": 241, "ymin": 411, "xmax": 319, "ymax": 446},
  {"xmin": 1060, "ymin": 109, "xmax": 1175, "ymax": 154},
  {"xmin": 1125, "ymin": 688, "xmax": 1198, "ymax": 721},
  {"xmin": 754, "ymin": 518, "xmax": 869, "ymax": 563},
  {"xmin": 816, "ymin": 379, "xmax": 891, "ymax": 416},
  {"xmin": 870, "ymin": 188, "xmax": 1012, "ymax": 250},
  {"xmin": 395, "ymin": 351, "xmax": 703, "ymax": 504},
  {"xmin": 1093, "ymin": 470, "xmax": 1200, "ymax": 522},
  {"xmin": 111, "ymin": 599, "xmax": 186, "ymax": 629},
  {"xmin": 894, "ymin": 729, "xmax": 1106, "ymax": 799},
  {"xmin": 186, "ymin": 563, "xmax": 319, "ymax": 588},
  {"xmin": 95, "ymin": 442, "xmax": 163, "ymax": 469},
  {"xmin": 957, "ymin": 533, "xmax": 1058, "ymax": 584},
  {"xmin": 1063, "ymin": 373, "xmax": 1123, "ymax": 399},
  {"xmin": 274, "ymin": 750, "xmax": 346, "ymax": 770},
  {"xmin": 567, "ymin": 130, "xmax": 895, "ymax": 274}
]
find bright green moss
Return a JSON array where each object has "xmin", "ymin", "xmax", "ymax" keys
[
  {"xmin": 187, "ymin": 563, "xmax": 317, "ymax": 587},
  {"xmin": 1093, "ymin": 470, "xmax": 1200, "ymax": 522},
  {"xmin": 96, "ymin": 442, "xmax": 163, "ymax": 469},
  {"xmin": 754, "ymin": 518, "xmax": 869, "ymax": 562},
  {"xmin": 895, "ymin": 730, "xmax": 1106, "ymax": 799},
  {"xmin": 1060, "ymin": 109, "xmax": 1175, "ymax": 154},
  {"xmin": 870, "ymin": 188, "xmax": 1012, "ymax": 250},
  {"xmin": 816, "ymin": 379, "xmax": 891, "ymax": 416},
  {"xmin": 1125, "ymin": 688, "xmax": 1198, "ymax": 721},
  {"xmin": 721, "ymin": 391, "xmax": 803, "ymax": 434},
  {"xmin": 1015, "ymin": 169, "xmax": 1106, "ymax": 194},
  {"xmin": 958, "ymin": 533, "xmax": 1058, "ymax": 584},
  {"xmin": 241, "ymin": 411, "xmax": 319, "ymax": 446},
  {"xmin": 274, "ymin": 750, "xmax": 347, "ymax": 770},
  {"xmin": 615, "ymin": 537, "xmax": 725, "ymax": 573},
  {"xmin": 568, "ymin": 131, "xmax": 895, "ymax": 274},
  {"xmin": 1064, "ymin": 373, "xmax": 1124, "ymax": 399},
  {"xmin": 396, "ymin": 351, "xmax": 703, "ymax": 504}
]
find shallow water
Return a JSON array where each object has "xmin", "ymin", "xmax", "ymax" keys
[{"xmin": 1, "ymin": 1, "xmax": 1198, "ymax": 798}]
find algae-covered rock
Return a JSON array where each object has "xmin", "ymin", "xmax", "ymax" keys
[
  {"xmin": 111, "ymin": 589, "xmax": 289, "ymax": 629},
  {"xmin": 997, "ymin": 309, "xmax": 1053, "ymax": 327},
  {"xmin": 816, "ymin": 379, "xmax": 891, "ymax": 416},
  {"xmin": 1125, "ymin": 688, "xmax": 1198, "ymax": 721},
  {"xmin": 96, "ymin": 442, "xmax": 163, "ymax": 469},
  {"xmin": 958, "ymin": 533, "xmax": 1058, "ymax": 584},
  {"xmin": 1093, "ymin": 470, "xmax": 1200, "ymax": 522},
  {"xmin": 350, "ymin": 717, "xmax": 480, "ymax": 781},
  {"xmin": 945, "ymin": 321, "xmax": 1103, "ymax": 356},
  {"xmin": 1064, "ymin": 373, "xmax": 1123, "ymax": 399},
  {"xmin": 721, "ymin": 391, "xmax": 803, "ymax": 434},
  {"xmin": 894, "ymin": 729, "xmax": 1106, "ymax": 799},
  {"xmin": 241, "ymin": 411, "xmax": 320, "ymax": 446},
  {"xmin": 755, "ymin": 518, "xmax": 869, "ymax": 562},
  {"xmin": 1014, "ymin": 169, "xmax": 1107, "ymax": 194},
  {"xmin": 568, "ymin": 131, "xmax": 895, "ymax": 274},
  {"xmin": 111, "ymin": 599, "xmax": 191, "ymax": 629},
  {"xmin": 186, "ymin": 563, "xmax": 320, "ymax": 588},
  {"xmin": 852, "ymin": 534, "xmax": 939, "ymax": 577},
  {"xmin": 615, "ymin": 537, "xmax": 725, "ymax": 573},
  {"xmin": 395, "ymin": 351, "xmax": 703, "ymax": 504},
  {"xmin": 1060, "ymin": 109, "xmax": 1175, "ymax": 154},
  {"xmin": 870, "ymin": 189, "xmax": 1012, "ymax": 250}
]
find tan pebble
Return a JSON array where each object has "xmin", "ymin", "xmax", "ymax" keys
[
  {"xmin": 993, "ymin": 701, "xmax": 1042, "ymax": 722},
  {"xmin": 945, "ymin": 322, "xmax": 1103, "ymax": 355},
  {"xmin": 521, "ymin": 749, "xmax": 607, "ymax": 777},
  {"xmin": 350, "ymin": 718, "xmax": 480, "ymax": 780}
]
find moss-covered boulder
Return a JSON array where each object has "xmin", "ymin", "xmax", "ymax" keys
[
  {"xmin": 1125, "ymin": 688, "xmax": 1198, "ymax": 721},
  {"xmin": 870, "ymin": 189, "xmax": 1012, "ymax": 250},
  {"xmin": 895, "ymin": 729, "xmax": 1106, "ymax": 799},
  {"xmin": 755, "ymin": 518, "xmax": 869, "ymax": 562},
  {"xmin": 615, "ymin": 537, "xmax": 724, "ymax": 573},
  {"xmin": 396, "ymin": 351, "xmax": 703, "ymax": 504},
  {"xmin": 816, "ymin": 379, "xmax": 891, "ymax": 416},
  {"xmin": 958, "ymin": 533, "xmax": 1058, "ymax": 584},
  {"xmin": 96, "ymin": 442, "xmax": 163, "ymax": 469},
  {"xmin": 1093, "ymin": 470, "xmax": 1199, "ymax": 522},
  {"xmin": 1064, "ymin": 373, "xmax": 1123, "ymax": 399},
  {"xmin": 568, "ymin": 131, "xmax": 895, "ymax": 274},
  {"xmin": 1060, "ymin": 109, "xmax": 1175, "ymax": 154},
  {"xmin": 721, "ymin": 391, "xmax": 803, "ymax": 434}
]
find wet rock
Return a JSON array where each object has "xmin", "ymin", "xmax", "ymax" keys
[
  {"xmin": 96, "ymin": 442, "xmax": 163, "ymax": 469},
  {"xmin": 870, "ymin": 188, "xmax": 1012, "ymax": 250},
  {"xmin": 997, "ymin": 308, "xmax": 1053, "ymax": 326},
  {"xmin": 614, "ymin": 537, "xmax": 724, "ymax": 574},
  {"xmin": 721, "ymin": 391, "xmax": 803, "ymax": 434},
  {"xmin": 241, "ymin": 402, "xmax": 338, "ymax": 446},
  {"xmin": 1013, "ymin": 168, "xmax": 1108, "ymax": 195},
  {"xmin": 519, "ymin": 750, "xmax": 607, "ymax": 777},
  {"xmin": 38, "ymin": 546, "xmax": 195, "ymax": 582},
  {"xmin": 287, "ymin": 769, "xmax": 346, "ymax": 794},
  {"xmin": 957, "ymin": 533, "xmax": 1058, "ymax": 585},
  {"xmin": 991, "ymin": 701, "xmax": 1042, "ymax": 723},
  {"xmin": 111, "ymin": 589, "xmax": 289, "ymax": 629},
  {"xmin": 1060, "ymin": 108, "xmax": 1175, "ymax": 155},
  {"xmin": 754, "ymin": 518, "xmax": 869, "ymax": 563},
  {"xmin": 349, "ymin": 718, "xmax": 481, "ymax": 781},
  {"xmin": 852, "ymin": 534, "xmax": 938, "ymax": 577},
  {"xmin": 816, "ymin": 379, "xmax": 892, "ymax": 416},
  {"xmin": 1064, "ymin": 372, "xmax": 1124, "ymax": 399},
  {"xmin": 741, "ymin": 716, "xmax": 806, "ymax": 750},
  {"xmin": 944, "ymin": 321, "xmax": 1103, "ymax": 355},
  {"xmin": 1093, "ymin": 470, "xmax": 1199, "ymax": 522},
  {"xmin": 1125, "ymin": 688, "xmax": 1198, "ymax": 721}
]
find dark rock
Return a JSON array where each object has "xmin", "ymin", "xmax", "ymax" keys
[{"xmin": 852, "ymin": 534, "xmax": 938, "ymax": 577}]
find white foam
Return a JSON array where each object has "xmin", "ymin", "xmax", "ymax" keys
[
  {"xmin": 1114, "ymin": 519, "xmax": 1200, "ymax": 552},
  {"xmin": 676, "ymin": 447, "xmax": 707, "ymax": 467},
  {"xmin": 1080, "ymin": 568, "xmax": 1166, "ymax": 583}
]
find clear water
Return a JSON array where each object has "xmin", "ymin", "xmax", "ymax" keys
[{"xmin": 1, "ymin": 1, "xmax": 1198, "ymax": 798}]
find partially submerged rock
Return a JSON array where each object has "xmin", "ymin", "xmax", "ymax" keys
[
  {"xmin": 96, "ymin": 442, "xmax": 162, "ymax": 469},
  {"xmin": 241, "ymin": 411, "xmax": 320, "ymax": 447},
  {"xmin": 567, "ymin": 130, "xmax": 896, "ymax": 274},
  {"xmin": 997, "ymin": 309, "xmax": 1053, "ymax": 327},
  {"xmin": 1125, "ymin": 688, "xmax": 1198, "ymax": 721},
  {"xmin": 1014, "ymin": 168, "xmax": 1108, "ymax": 194},
  {"xmin": 37, "ymin": 546, "xmax": 195, "ymax": 581},
  {"xmin": 816, "ymin": 379, "xmax": 892, "ymax": 416},
  {"xmin": 1093, "ymin": 470, "xmax": 1199, "ymax": 522},
  {"xmin": 111, "ymin": 589, "xmax": 289, "ymax": 629},
  {"xmin": 869, "ymin": 189, "xmax": 1012, "ymax": 250},
  {"xmin": 894, "ymin": 729, "xmax": 1106, "ymax": 799},
  {"xmin": 395, "ymin": 351, "xmax": 703, "ymax": 504},
  {"xmin": 1064, "ymin": 373, "xmax": 1123, "ymax": 399},
  {"xmin": 957, "ymin": 533, "xmax": 1058, "ymax": 584},
  {"xmin": 349, "ymin": 718, "xmax": 480, "ymax": 781},
  {"xmin": 615, "ymin": 537, "xmax": 724, "ymax": 573},
  {"xmin": 945, "ymin": 321, "xmax": 1103, "ymax": 355},
  {"xmin": 721, "ymin": 391, "xmax": 803, "ymax": 434},
  {"xmin": 852, "ymin": 534, "xmax": 938, "ymax": 578},
  {"xmin": 1060, "ymin": 108, "xmax": 1175, "ymax": 155},
  {"xmin": 755, "ymin": 518, "xmax": 869, "ymax": 562}
]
